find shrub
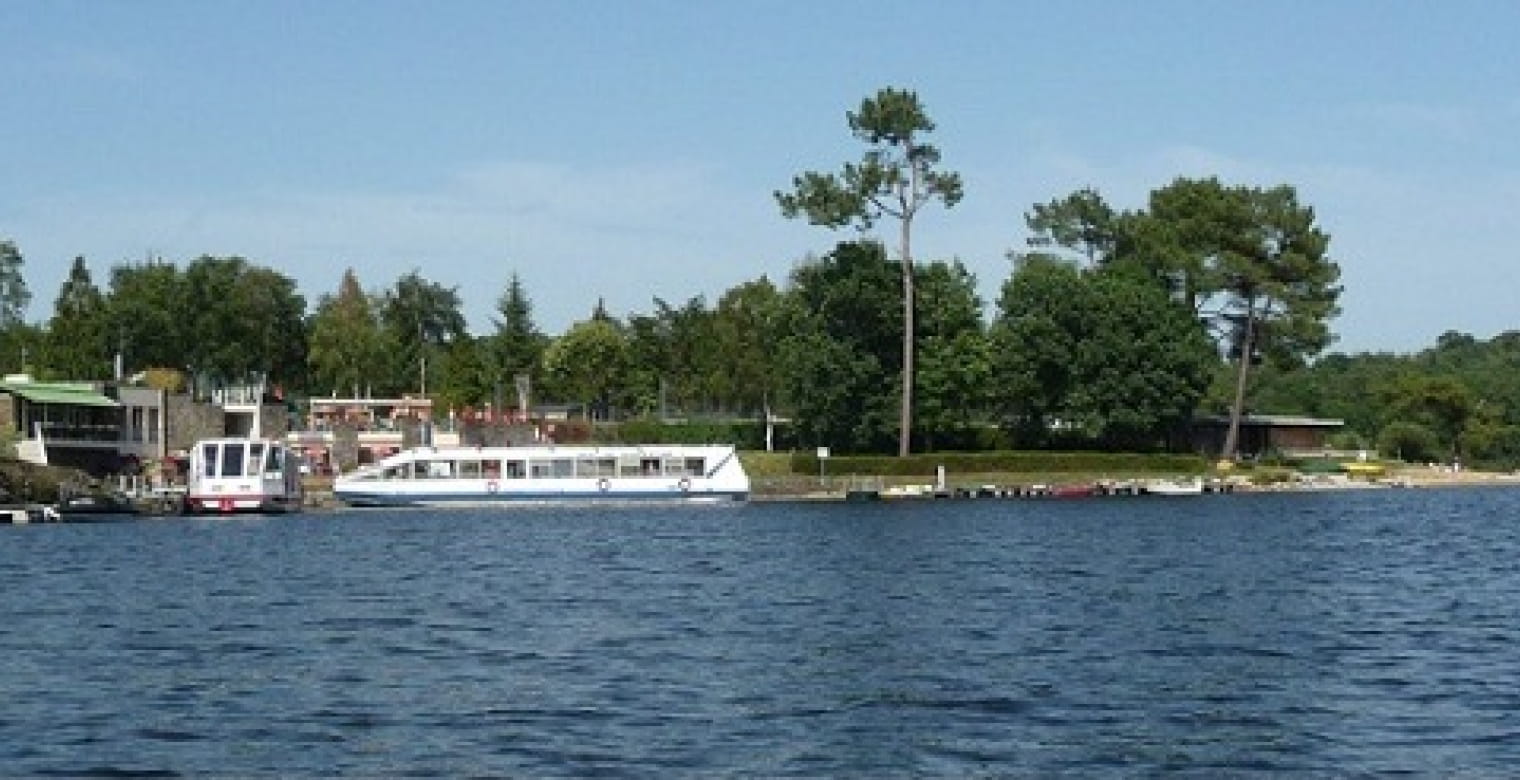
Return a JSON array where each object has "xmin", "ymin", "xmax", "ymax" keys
[{"xmin": 1378, "ymin": 421, "xmax": 1442, "ymax": 463}]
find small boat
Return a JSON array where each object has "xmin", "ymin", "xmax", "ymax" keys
[
  {"xmin": 1143, "ymin": 477, "xmax": 1206, "ymax": 496},
  {"xmin": 0, "ymin": 505, "xmax": 58, "ymax": 524},
  {"xmin": 59, "ymin": 493, "xmax": 140, "ymax": 518},
  {"xmin": 1050, "ymin": 484, "xmax": 1096, "ymax": 498},
  {"xmin": 333, "ymin": 444, "xmax": 750, "ymax": 507},
  {"xmin": 186, "ymin": 437, "xmax": 304, "ymax": 513}
]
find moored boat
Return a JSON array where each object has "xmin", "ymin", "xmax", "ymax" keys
[
  {"xmin": 1142, "ymin": 477, "xmax": 1206, "ymax": 496},
  {"xmin": 333, "ymin": 444, "xmax": 749, "ymax": 507},
  {"xmin": 186, "ymin": 437, "xmax": 304, "ymax": 513}
]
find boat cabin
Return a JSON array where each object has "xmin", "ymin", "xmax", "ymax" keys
[
  {"xmin": 372, "ymin": 450, "xmax": 712, "ymax": 481},
  {"xmin": 187, "ymin": 437, "xmax": 303, "ymax": 512}
]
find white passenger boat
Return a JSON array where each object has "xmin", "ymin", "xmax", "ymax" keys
[
  {"xmin": 186, "ymin": 437, "xmax": 305, "ymax": 513},
  {"xmin": 333, "ymin": 444, "xmax": 750, "ymax": 507}
]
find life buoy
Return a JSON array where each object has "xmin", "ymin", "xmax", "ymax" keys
[
  {"xmin": 597, "ymin": 478, "xmax": 611, "ymax": 493},
  {"xmin": 678, "ymin": 477, "xmax": 691, "ymax": 493},
  {"xmin": 486, "ymin": 480, "xmax": 499, "ymax": 494}
]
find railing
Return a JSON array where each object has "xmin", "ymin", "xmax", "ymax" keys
[{"xmin": 32, "ymin": 422, "xmax": 123, "ymax": 443}]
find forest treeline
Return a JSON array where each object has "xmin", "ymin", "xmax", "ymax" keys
[
  {"xmin": 1, "ymin": 89, "xmax": 1513, "ymax": 467},
  {"xmin": 1, "ymin": 212, "xmax": 1513, "ymax": 466}
]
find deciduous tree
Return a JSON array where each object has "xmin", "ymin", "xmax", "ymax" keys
[
  {"xmin": 308, "ymin": 269, "xmax": 384, "ymax": 397},
  {"xmin": 542, "ymin": 317, "xmax": 630, "ymax": 421},
  {"xmin": 379, "ymin": 270, "xmax": 467, "ymax": 396}
]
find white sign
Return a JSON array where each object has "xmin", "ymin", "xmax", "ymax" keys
[{"xmin": 817, "ymin": 446, "xmax": 831, "ymax": 459}]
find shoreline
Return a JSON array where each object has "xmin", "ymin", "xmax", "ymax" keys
[{"xmin": 751, "ymin": 467, "xmax": 1520, "ymax": 501}]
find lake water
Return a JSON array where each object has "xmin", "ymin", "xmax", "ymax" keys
[{"xmin": 4, "ymin": 487, "xmax": 1520, "ymax": 777}]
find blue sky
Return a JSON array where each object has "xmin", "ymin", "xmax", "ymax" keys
[{"xmin": 4, "ymin": 1, "xmax": 1516, "ymax": 354}]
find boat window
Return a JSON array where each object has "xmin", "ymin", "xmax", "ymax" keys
[
  {"xmin": 619, "ymin": 458, "xmax": 643, "ymax": 478},
  {"xmin": 382, "ymin": 466, "xmax": 403, "ymax": 480},
  {"xmin": 410, "ymin": 460, "xmax": 429, "ymax": 479},
  {"xmin": 640, "ymin": 457, "xmax": 661, "ymax": 476},
  {"xmin": 663, "ymin": 457, "xmax": 689, "ymax": 476},
  {"xmin": 201, "ymin": 443, "xmax": 219, "ymax": 477},
  {"xmin": 531, "ymin": 459, "xmax": 573, "ymax": 478},
  {"xmin": 685, "ymin": 457, "xmax": 706, "ymax": 477},
  {"xmin": 459, "ymin": 460, "xmax": 482, "ymax": 479},
  {"xmin": 427, "ymin": 460, "xmax": 454, "ymax": 479},
  {"xmin": 577, "ymin": 457, "xmax": 616, "ymax": 477},
  {"xmin": 249, "ymin": 442, "xmax": 266, "ymax": 474},
  {"xmin": 220, "ymin": 442, "xmax": 246, "ymax": 478},
  {"xmin": 484, "ymin": 460, "xmax": 502, "ymax": 479},
  {"xmin": 505, "ymin": 460, "xmax": 525, "ymax": 479}
]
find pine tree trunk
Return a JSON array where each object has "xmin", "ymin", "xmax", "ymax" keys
[
  {"xmin": 899, "ymin": 214, "xmax": 914, "ymax": 458},
  {"xmin": 1222, "ymin": 299, "xmax": 1257, "ymax": 461}
]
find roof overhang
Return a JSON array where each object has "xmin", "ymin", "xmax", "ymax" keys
[{"xmin": 0, "ymin": 382, "xmax": 119, "ymax": 407}]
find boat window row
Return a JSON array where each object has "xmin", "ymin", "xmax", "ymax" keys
[
  {"xmin": 199, "ymin": 440, "xmax": 291, "ymax": 478},
  {"xmin": 375, "ymin": 455, "xmax": 708, "ymax": 481}
]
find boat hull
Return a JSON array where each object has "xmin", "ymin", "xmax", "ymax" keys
[{"xmin": 335, "ymin": 489, "xmax": 748, "ymax": 508}]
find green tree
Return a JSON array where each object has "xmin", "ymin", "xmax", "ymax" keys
[
  {"xmin": 542, "ymin": 317, "xmax": 630, "ymax": 420},
  {"xmin": 308, "ymin": 269, "xmax": 384, "ymax": 397},
  {"xmin": 912, "ymin": 261, "xmax": 988, "ymax": 450},
  {"xmin": 43, "ymin": 256, "xmax": 112, "ymax": 379},
  {"xmin": 711, "ymin": 277, "xmax": 785, "ymax": 428},
  {"xmin": 433, "ymin": 334, "xmax": 491, "ymax": 412},
  {"xmin": 483, "ymin": 273, "xmax": 547, "ymax": 412},
  {"xmin": 775, "ymin": 241, "xmax": 901, "ymax": 452},
  {"xmin": 987, "ymin": 255, "xmax": 1087, "ymax": 445},
  {"xmin": 1214, "ymin": 185, "xmax": 1342, "ymax": 459},
  {"xmin": 0, "ymin": 240, "xmax": 33, "ymax": 371},
  {"xmin": 1379, "ymin": 421, "xmax": 1441, "ymax": 463},
  {"xmin": 1115, "ymin": 178, "xmax": 1342, "ymax": 460},
  {"xmin": 179, "ymin": 256, "xmax": 308, "ymax": 388},
  {"xmin": 989, "ymin": 256, "xmax": 1216, "ymax": 449},
  {"xmin": 1383, "ymin": 375, "xmax": 1473, "ymax": 459},
  {"xmin": 379, "ymin": 270, "xmax": 467, "ymax": 396},
  {"xmin": 0, "ymin": 240, "xmax": 32, "ymax": 329},
  {"xmin": 1024, "ymin": 187, "xmax": 1119, "ymax": 266},
  {"xmin": 776, "ymin": 86, "xmax": 964, "ymax": 457},
  {"xmin": 777, "ymin": 316, "xmax": 891, "ymax": 451},
  {"xmin": 105, "ymin": 260, "xmax": 187, "ymax": 373},
  {"xmin": 1073, "ymin": 270, "xmax": 1217, "ymax": 449}
]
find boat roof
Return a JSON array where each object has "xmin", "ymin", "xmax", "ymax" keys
[{"xmin": 394, "ymin": 444, "xmax": 735, "ymax": 456}]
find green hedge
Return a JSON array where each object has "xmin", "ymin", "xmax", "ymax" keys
[
  {"xmin": 601, "ymin": 419, "xmax": 774, "ymax": 450},
  {"xmin": 787, "ymin": 450, "xmax": 1208, "ymax": 476}
]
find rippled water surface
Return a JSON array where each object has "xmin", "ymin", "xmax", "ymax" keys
[{"xmin": 5, "ymin": 487, "xmax": 1520, "ymax": 777}]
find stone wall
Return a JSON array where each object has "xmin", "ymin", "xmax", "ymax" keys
[
  {"xmin": 458, "ymin": 421, "xmax": 539, "ymax": 447},
  {"xmin": 164, "ymin": 396, "xmax": 292, "ymax": 453},
  {"xmin": 330, "ymin": 422, "xmax": 360, "ymax": 472},
  {"xmin": 164, "ymin": 394, "xmax": 225, "ymax": 453}
]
